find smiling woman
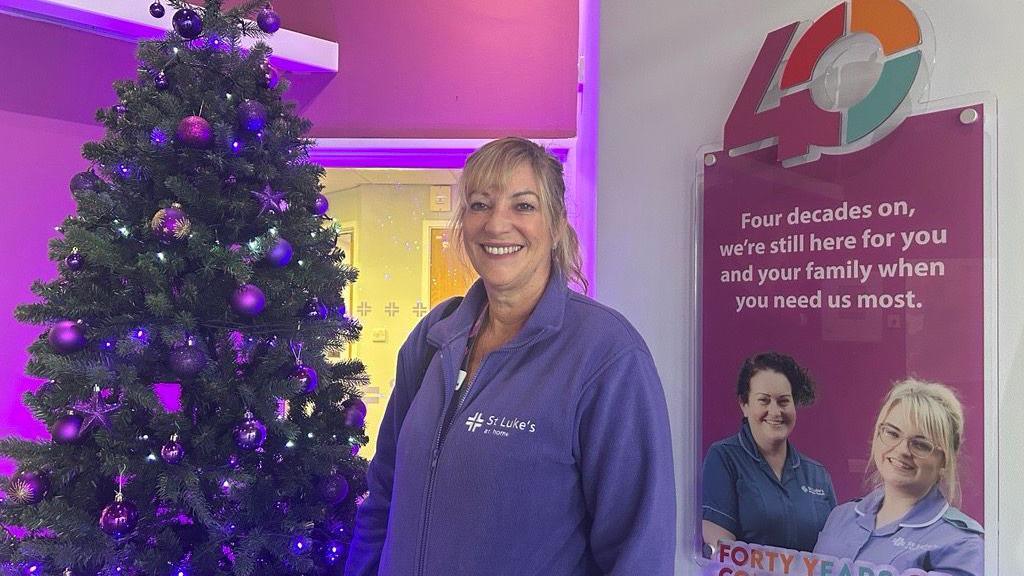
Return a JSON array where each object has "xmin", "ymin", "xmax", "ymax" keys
[
  {"xmin": 345, "ymin": 137, "xmax": 675, "ymax": 576},
  {"xmin": 702, "ymin": 352, "xmax": 837, "ymax": 555},
  {"xmin": 813, "ymin": 379, "xmax": 984, "ymax": 576}
]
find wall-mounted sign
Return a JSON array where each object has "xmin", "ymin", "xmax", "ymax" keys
[{"xmin": 694, "ymin": 2, "xmax": 996, "ymax": 575}]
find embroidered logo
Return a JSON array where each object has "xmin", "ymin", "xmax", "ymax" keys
[
  {"xmin": 463, "ymin": 412, "xmax": 538, "ymax": 437},
  {"xmin": 465, "ymin": 412, "xmax": 485, "ymax": 432},
  {"xmin": 801, "ymin": 485, "xmax": 827, "ymax": 496},
  {"xmin": 891, "ymin": 536, "xmax": 938, "ymax": 552}
]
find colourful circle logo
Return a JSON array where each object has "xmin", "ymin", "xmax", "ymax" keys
[{"xmin": 724, "ymin": 0, "xmax": 929, "ymax": 164}]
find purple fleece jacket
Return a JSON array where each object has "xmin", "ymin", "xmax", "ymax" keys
[{"xmin": 344, "ymin": 274, "xmax": 676, "ymax": 576}]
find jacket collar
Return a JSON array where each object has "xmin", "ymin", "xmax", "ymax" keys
[
  {"xmin": 854, "ymin": 485, "xmax": 949, "ymax": 535},
  {"xmin": 426, "ymin": 272, "xmax": 568, "ymax": 348},
  {"xmin": 738, "ymin": 418, "xmax": 801, "ymax": 469}
]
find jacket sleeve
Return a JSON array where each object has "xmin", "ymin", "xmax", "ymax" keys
[
  {"xmin": 344, "ymin": 325, "xmax": 425, "ymax": 576},
  {"xmin": 575, "ymin": 345, "xmax": 675, "ymax": 576}
]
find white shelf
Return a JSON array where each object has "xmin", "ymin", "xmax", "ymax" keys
[{"xmin": 0, "ymin": 0, "xmax": 338, "ymax": 72}]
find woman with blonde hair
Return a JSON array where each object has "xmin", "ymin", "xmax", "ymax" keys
[
  {"xmin": 813, "ymin": 379, "xmax": 983, "ymax": 575},
  {"xmin": 345, "ymin": 137, "xmax": 675, "ymax": 576}
]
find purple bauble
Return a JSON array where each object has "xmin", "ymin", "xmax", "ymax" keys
[
  {"xmin": 154, "ymin": 72, "xmax": 169, "ymax": 90},
  {"xmin": 291, "ymin": 364, "xmax": 319, "ymax": 394},
  {"xmin": 237, "ymin": 100, "xmax": 267, "ymax": 132},
  {"xmin": 172, "ymin": 8, "xmax": 203, "ymax": 39},
  {"xmin": 266, "ymin": 238, "xmax": 293, "ymax": 267},
  {"xmin": 69, "ymin": 170, "xmax": 100, "ymax": 193},
  {"xmin": 233, "ymin": 415, "xmax": 267, "ymax": 450},
  {"xmin": 318, "ymin": 472, "xmax": 350, "ymax": 504},
  {"xmin": 65, "ymin": 252, "xmax": 84, "ymax": 271},
  {"xmin": 149, "ymin": 1, "xmax": 165, "ymax": 18},
  {"xmin": 48, "ymin": 320, "xmax": 87, "ymax": 354},
  {"xmin": 150, "ymin": 204, "xmax": 192, "ymax": 243},
  {"xmin": 99, "ymin": 498, "xmax": 139, "ymax": 538},
  {"xmin": 52, "ymin": 413, "xmax": 83, "ymax": 444},
  {"xmin": 8, "ymin": 470, "xmax": 50, "ymax": 505},
  {"xmin": 262, "ymin": 64, "xmax": 280, "ymax": 89},
  {"xmin": 231, "ymin": 284, "xmax": 266, "ymax": 317},
  {"xmin": 336, "ymin": 300, "xmax": 347, "ymax": 318},
  {"xmin": 169, "ymin": 345, "xmax": 208, "ymax": 378},
  {"xmin": 313, "ymin": 193, "xmax": 329, "ymax": 216},
  {"xmin": 176, "ymin": 115, "xmax": 212, "ymax": 148},
  {"xmin": 160, "ymin": 439, "xmax": 185, "ymax": 464},
  {"xmin": 256, "ymin": 7, "xmax": 281, "ymax": 33},
  {"xmin": 342, "ymin": 398, "xmax": 367, "ymax": 428},
  {"xmin": 302, "ymin": 297, "xmax": 329, "ymax": 320}
]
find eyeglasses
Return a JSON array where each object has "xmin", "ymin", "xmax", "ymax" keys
[{"xmin": 877, "ymin": 423, "xmax": 940, "ymax": 459}]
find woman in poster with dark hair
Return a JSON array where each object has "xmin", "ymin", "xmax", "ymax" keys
[
  {"xmin": 702, "ymin": 352, "xmax": 836, "ymax": 554},
  {"xmin": 813, "ymin": 379, "xmax": 983, "ymax": 576}
]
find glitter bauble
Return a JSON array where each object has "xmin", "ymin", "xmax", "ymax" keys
[
  {"xmin": 175, "ymin": 115, "xmax": 212, "ymax": 148},
  {"xmin": 64, "ymin": 252, "xmax": 84, "ymax": 271},
  {"xmin": 256, "ymin": 7, "xmax": 281, "ymax": 33},
  {"xmin": 7, "ymin": 471, "xmax": 49, "ymax": 505},
  {"xmin": 231, "ymin": 284, "xmax": 266, "ymax": 317},
  {"xmin": 233, "ymin": 415, "xmax": 267, "ymax": 451},
  {"xmin": 291, "ymin": 364, "xmax": 319, "ymax": 394},
  {"xmin": 99, "ymin": 499, "xmax": 139, "ymax": 538},
  {"xmin": 318, "ymin": 472, "xmax": 349, "ymax": 504},
  {"xmin": 172, "ymin": 8, "xmax": 203, "ymax": 39},
  {"xmin": 302, "ymin": 297, "xmax": 329, "ymax": 320},
  {"xmin": 237, "ymin": 100, "xmax": 267, "ymax": 132},
  {"xmin": 150, "ymin": 204, "xmax": 192, "ymax": 243},
  {"xmin": 48, "ymin": 320, "xmax": 87, "ymax": 354},
  {"xmin": 169, "ymin": 345, "xmax": 208, "ymax": 378},
  {"xmin": 160, "ymin": 439, "xmax": 185, "ymax": 464},
  {"xmin": 266, "ymin": 238, "xmax": 292, "ymax": 267}
]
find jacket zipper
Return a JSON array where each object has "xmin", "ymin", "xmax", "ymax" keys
[
  {"xmin": 416, "ymin": 350, "xmax": 489, "ymax": 576},
  {"xmin": 415, "ymin": 334, "xmax": 540, "ymax": 576}
]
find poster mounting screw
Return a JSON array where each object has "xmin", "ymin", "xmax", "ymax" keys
[{"xmin": 959, "ymin": 108, "xmax": 979, "ymax": 125}]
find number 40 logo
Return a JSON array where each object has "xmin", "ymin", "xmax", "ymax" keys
[{"xmin": 724, "ymin": 0, "xmax": 931, "ymax": 166}]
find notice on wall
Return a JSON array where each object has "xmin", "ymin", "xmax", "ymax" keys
[{"xmin": 697, "ymin": 104, "xmax": 991, "ymax": 575}]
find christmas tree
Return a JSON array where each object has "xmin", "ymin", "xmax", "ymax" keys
[{"xmin": 0, "ymin": 2, "xmax": 369, "ymax": 574}]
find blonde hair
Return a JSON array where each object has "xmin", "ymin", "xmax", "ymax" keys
[
  {"xmin": 451, "ymin": 137, "xmax": 588, "ymax": 293},
  {"xmin": 866, "ymin": 378, "xmax": 965, "ymax": 505}
]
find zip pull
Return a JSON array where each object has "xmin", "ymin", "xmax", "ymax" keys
[{"xmin": 455, "ymin": 369, "xmax": 467, "ymax": 391}]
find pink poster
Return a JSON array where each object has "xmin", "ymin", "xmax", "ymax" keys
[{"xmin": 696, "ymin": 4, "xmax": 992, "ymax": 575}]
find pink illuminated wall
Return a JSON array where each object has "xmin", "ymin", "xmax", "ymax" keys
[{"xmin": 0, "ymin": 1, "xmax": 581, "ymax": 474}]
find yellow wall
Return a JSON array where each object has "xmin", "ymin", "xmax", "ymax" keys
[{"xmin": 323, "ymin": 172, "xmax": 475, "ymax": 458}]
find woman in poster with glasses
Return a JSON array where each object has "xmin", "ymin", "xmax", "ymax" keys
[
  {"xmin": 813, "ymin": 379, "xmax": 984, "ymax": 576},
  {"xmin": 702, "ymin": 352, "xmax": 837, "ymax": 554}
]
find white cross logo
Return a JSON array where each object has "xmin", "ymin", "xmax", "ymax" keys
[{"xmin": 465, "ymin": 412, "xmax": 485, "ymax": 432}]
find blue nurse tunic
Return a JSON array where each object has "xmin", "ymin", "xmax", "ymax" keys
[
  {"xmin": 702, "ymin": 419, "xmax": 837, "ymax": 552},
  {"xmin": 813, "ymin": 486, "xmax": 984, "ymax": 576}
]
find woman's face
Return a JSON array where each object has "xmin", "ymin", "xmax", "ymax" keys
[
  {"xmin": 740, "ymin": 369, "xmax": 796, "ymax": 447},
  {"xmin": 873, "ymin": 402, "xmax": 945, "ymax": 497},
  {"xmin": 462, "ymin": 163, "xmax": 555, "ymax": 297}
]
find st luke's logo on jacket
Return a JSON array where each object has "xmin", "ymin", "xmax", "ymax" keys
[{"xmin": 464, "ymin": 411, "xmax": 538, "ymax": 437}]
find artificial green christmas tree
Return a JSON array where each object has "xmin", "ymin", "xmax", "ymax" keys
[{"xmin": 1, "ymin": 2, "xmax": 368, "ymax": 574}]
